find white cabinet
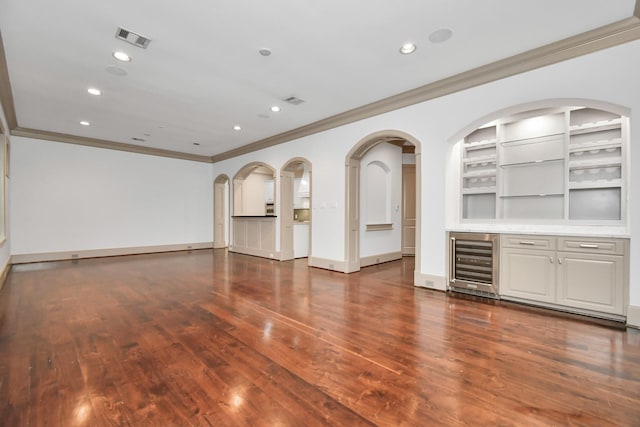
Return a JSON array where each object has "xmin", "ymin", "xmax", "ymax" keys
[
  {"xmin": 500, "ymin": 234, "xmax": 628, "ymax": 318},
  {"xmin": 264, "ymin": 179, "xmax": 275, "ymax": 203},
  {"xmin": 501, "ymin": 247, "xmax": 557, "ymax": 303},
  {"xmin": 293, "ymin": 223, "xmax": 309, "ymax": 258}
]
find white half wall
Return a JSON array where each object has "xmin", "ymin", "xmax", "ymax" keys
[{"xmin": 11, "ymin": 137, "xmax": 213, "ymax": 255}]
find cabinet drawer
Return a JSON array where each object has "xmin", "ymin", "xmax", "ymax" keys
[
  {"xmin": 558, "ymin": 237, "xmax": 626, "ymax": 255},
  {"xmin": 501, "ymin": 234, "xmax": 556, "ymax": 250}
]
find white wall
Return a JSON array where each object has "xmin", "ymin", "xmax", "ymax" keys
[
  {"xmin": 211, "ymin": 39, "xmax": 640, "ymax": 308},
  {"xmin": 11, "ymin": 137, "xmax": 213, "ymax": 255},
  {"xmin": 359, "ymin": 142, "xmax": 402, "ymax": 257}
]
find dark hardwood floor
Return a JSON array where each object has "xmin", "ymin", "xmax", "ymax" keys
[{"xmin": 0, "ymin": 249, "xmax": 638, "ymax": 426}]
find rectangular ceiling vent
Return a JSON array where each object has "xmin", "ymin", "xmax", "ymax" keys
[
  {"xmin": 283, "ymin": 96, "xmax": 305, "ymax": 106},
  {"xmin": 115, "ymin": 27, "xmax": 151, "ymax": 49}
]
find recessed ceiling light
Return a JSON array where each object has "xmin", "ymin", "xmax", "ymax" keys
[
  {"xmin": 270, "ymin": 106, "xmax": 280, "ymax": 113},
  {"xmin": 112, "ymin": 51, "xmax": 131, "ymax": 62},
  {"xmin": 259, "ymin": 48, "xmax": 272, "ymax": 57},
  {"xmin": 80, "ymin": 121, "xmax": 90, "ymax": 126},
  {"xmin": 87, "ymin": 88, "xmax": 102, "ymax": 96},
  {"xmin": 399, "ymin": 43, "xmax": 417, "ymax": 54},
  {"xmin": 429, "ymin": 28, "xmax": 453, "ymax": 44},
  {"xmin": 233, "ymin": 125, "xmax": 242, "ymax": 131},
  {"xmin": 193, "ymin": 142, "xmax": 201, "ymax": 146},
  {"xmin": 131, "ymin": 137, "xmax": 146, "ymax": 142}
]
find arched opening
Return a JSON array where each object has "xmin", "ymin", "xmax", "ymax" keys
[
  {"xmin": 344, "ymin": 130, "xmax": 422, "ymax": 277},
  {"xmin": 280, "ymin": 158, "xmax": 312, "ymax": 262},
  {"xmin": 447, "ymin": 98, "xmax": 630, "ymax": 227},
  {"xmin": 229, "ymin": 162, "xmax": 278, "ymax": 259},
  {"xmin": 213, "ymin": 174, "xmax": 230, "ymax": 249}
]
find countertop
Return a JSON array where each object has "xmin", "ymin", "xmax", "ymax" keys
[
  {"xmin": 447, "ymin": 223, "xmax": 630, "ymax": 238},
  {"xmin": 232, "ymin": 215, "xmax": 277, "ymax": 218}
]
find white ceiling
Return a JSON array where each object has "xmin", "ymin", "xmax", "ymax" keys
[{"xmin": 0, "ymin": 0, "xmax": 636, "ymax": 158}]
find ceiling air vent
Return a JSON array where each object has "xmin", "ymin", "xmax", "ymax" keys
[
  {"xmin": 283, "ymin": 96, "xmax": 305, "ymax": 106},
  {"xmin": 116, "ymin": 27, "xmax": 151, "ymax": 49}
]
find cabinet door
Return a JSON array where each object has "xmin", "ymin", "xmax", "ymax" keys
[
  {"xmin": 556, "ymin": 252, "xmax": 624, "ymax": 315},
  {"xmin": 501, "ymin": 248, "xmax": 556, "ymax": 303}
]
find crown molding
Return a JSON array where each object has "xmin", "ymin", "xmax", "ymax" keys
[
  {"xmin": 211, "ymin": 15, "xmax": 640, "ymax": 163},
  {"xmin": 12, "ymin": 127, "xmax": 213, "ymax": 163},
  {"xmin": 0, "ymin": 31, "xmax": 17, "ymax": 131}
]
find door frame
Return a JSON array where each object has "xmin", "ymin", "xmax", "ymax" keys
[
  {"xmin": 213, "ymin": 174, "xmax": 230, "ymax": 249},
  {"xmin": 280, "ymin": 157, "xmax": 312, "ymax": 262},
  {"xmin": 344, "ymin": 130, "xmax": 422, "ymax": 274}
]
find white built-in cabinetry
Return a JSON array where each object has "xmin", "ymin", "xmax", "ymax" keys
[
  {"xmin": 500, "ymin": 234, "xmax": 628, "ymax": 319},
  {"xmin": 462, "ymin": 107, "xmax": 626, "ymax": 222}
]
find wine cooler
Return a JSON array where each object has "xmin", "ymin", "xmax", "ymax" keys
[{"xmin": 449, "ymin": 232, "xmax": 499, "ymax": 296}]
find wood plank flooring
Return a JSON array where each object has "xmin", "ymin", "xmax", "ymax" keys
[{"xmin": 0, "ymin": 249, "xmax": 639, "ymax": 426}]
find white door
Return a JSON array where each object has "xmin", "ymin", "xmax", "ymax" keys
[{"xmin": 214, "ymin": 181, "xmax": 227, "ymax": 248}]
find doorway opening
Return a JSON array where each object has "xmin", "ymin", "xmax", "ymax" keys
[
  {"xmin": 344, "ymin": 131, "xmax": 421, "ymax": 275},
  {"xmin": 280, "ymin": 158, "xmax": 312, "ymax": 262}
]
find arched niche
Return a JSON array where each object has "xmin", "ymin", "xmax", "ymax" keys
[
  {"xmin": 448, "ymin": 99, "xmax": 630, "ymax": 225},
  {"xmin": 280, "ymin": 157, "xmax": 312, "ymax": 261},
  {"xmin": 344, "ymin": 130, "xmax": 422, "ymax": 277}
]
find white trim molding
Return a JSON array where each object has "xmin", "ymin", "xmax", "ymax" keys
[
  {"xmin": 228, "ymin": 246, "xmax": 280, "ymax": 260},
  {"xmin": 11, "ymin": 242, "xmax": 214, "ymax": 264},
  {"xmin": 414, "ymin": 271, "xmax": 447, "ymax": 291},
  {"xmin": 308, "ymin": 256, "xmax": 347, "ymax": 273},
  {"xmin": 627, "ymin": 305, "xmax": 640, "ymax": 329},
  {"xmin": 359, "ymin": 251, "xmax": 402, "ymax": 268}
]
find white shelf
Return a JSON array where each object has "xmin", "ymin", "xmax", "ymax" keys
[
  {"xmin": 463, "ymin": 169, "xmax": 497, "ymax": 178},
  {"xmin": 501, "ymin": 158, "xmax": 563, "ymax": 168},
  {"xmin": 568, "ymin": 180, "xmax": 622, "ymax": 190},
  {"xmin": 462, "ymin": 187, "xmax": 496, "ymax": 195},
  {"xmin": 568, "ymin": 138, "xmax": 622, "ymax": 153},
  {"xmin": 464, "ymin": 139, "xmax": 497, "ymax": 151},
  {"xmin": 569, "ymin": 118, "xmax": 622, "ymax": 135},
  {"xmin": 568, "ymin": 158, "xmax": 621, "ymax": 170},
  {"xmin": 463, "ymin": 155, "xmax": 496, "ymax": 165}
]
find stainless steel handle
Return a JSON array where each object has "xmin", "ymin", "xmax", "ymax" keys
[
  {"xmin": 519, "ymin": 241, "xmax": 536, "ymax": 246},
  {"xmin": 558, "ymin": 258, "xmax": 562, "ymax": 265},
  {"xmin": 549, "ymin": 256, "xmax": 554, "ymax": 263},
  {"xmin": 579, "ymin": 244, "xmax": 599, "ymax": 249},
  {"xmin": 450, "ymin": 237, "xmax": 456, "ymax": 284}
]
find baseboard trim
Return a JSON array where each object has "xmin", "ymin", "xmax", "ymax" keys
[
  {"xmin": 414, "ymin": 271, "xmax": 447, "ymax": 291},
  {"xmin": 0, "ymin": 259, "xmax": 11, "ymax": 290},
  {"xmin": 11, "ymin": 242, "xmax": 214, "ymax": 264},
  {"xmin": 228, "ymin": 246, "xmax": 280, "ymax": 260},
  {"xmin": 213, "ymin": 242, "xmax": 228, "ymax": 249},
  {"xmin": 308, "ymin": 256, "xmax": 347, "ymax": 273},
  {"xmin": 627, "ymin": 304, "xmax": 640, "ymax": 329},
  {"xmin": 359, "ymin": 251, "xmax": 402, "ymax": 268}
]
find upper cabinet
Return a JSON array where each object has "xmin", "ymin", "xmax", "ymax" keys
[{"xmin": 461, "ymin": 106, "xmax": 628, "ymax": 225}]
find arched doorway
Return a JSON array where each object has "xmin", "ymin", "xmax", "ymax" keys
[
  {"xmin": 344, "ymin": 131, "xmax": 422, "ymax": 275},
  {"xmin": 280, "ymin": 158, "xmax": 312, "ymax": 261},
  {"xmin": 230, "ymin": 162, "xmax": 278, "ymax": 258},
  {"xmin": 213, "ymin": 174, "xmax": 230, "ymax": 249}
]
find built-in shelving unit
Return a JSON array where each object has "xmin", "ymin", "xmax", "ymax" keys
[
  {"xmin": 461, "ymin": 107, "xmax": 627, "ymax": 223},
  {"xmin": 462, "ymin": 126, "xmax": 497, "ymax": 219}
]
